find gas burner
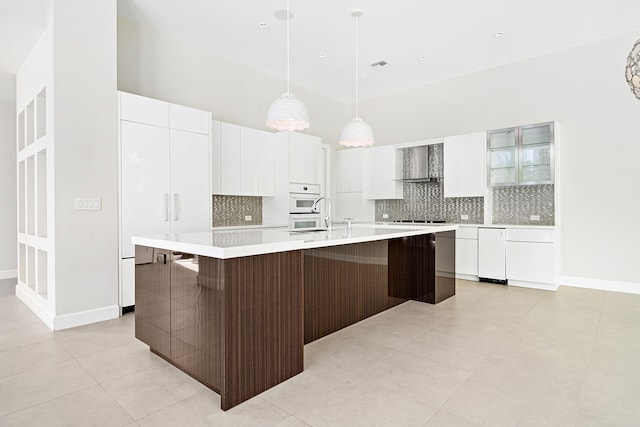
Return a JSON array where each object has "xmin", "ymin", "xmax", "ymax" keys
[{"xmin": 393, "ymin": 219, "xmax": 446, "ymax": 224}]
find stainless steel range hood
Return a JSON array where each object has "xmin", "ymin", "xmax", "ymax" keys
[{"xmin": 397, "ymin": 145, "xmax": 439, "ymax": 182}]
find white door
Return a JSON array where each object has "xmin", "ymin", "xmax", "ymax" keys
[
  {"xmin": 120, "ymin": 121, "xmax": 170, "ymax": 258},
  {"xmin": 478, "ymin": 228, "xmax": 506, "ymax": 280},
  {"xmin": 169, "ymin": 129, "xmax": 210, "ymax": 234},
  {"xmin": 240, "ymin": 127, "xmax": 259, "ymax": 195},
  {"xmin": 220, "ymin": 122, "xmax": 241, "ymax": 195}
]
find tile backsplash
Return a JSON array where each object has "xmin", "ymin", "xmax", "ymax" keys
[
  {"xmin": 375, "ymin": 144, "xmax": 484, "ymax": 223},
  {"xmin": 492, "ymin": 184, "xmax": 554, "ymax": 225},
  {"xmin": 374, "ymin": 143, "xmax": 554, "ymax": 225},
  {"xmin": 212, "ymin": 195, "xmax": 262, "ymax": 227}
]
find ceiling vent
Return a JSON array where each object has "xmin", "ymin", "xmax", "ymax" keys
[{"xmin": 370, "ymin": 60, "xmax": 390, "ymax": 69}]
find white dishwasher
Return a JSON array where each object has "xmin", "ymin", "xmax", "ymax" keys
[{"xmin": 478, "ymin": 228, "xmax": 507, "ymax": 284}]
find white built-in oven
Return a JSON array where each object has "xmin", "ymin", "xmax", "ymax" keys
[
  {"xmin": 289, "ymin": 213, "xmax": 322, "ymax": 230},
  {"xmin": 289, "ymin": 183, "xmax": 320, "ymax": 213}
]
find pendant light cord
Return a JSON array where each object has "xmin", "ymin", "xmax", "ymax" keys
[
  {"xmin": 286, "ymin": 0, "xmax": 290, "ymax": 94},
  {"xmin": 355, "ymin": 12, "xmax": 359, "ymax": 118}
]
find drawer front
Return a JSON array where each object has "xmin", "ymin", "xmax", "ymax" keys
[
  {"xmin": 456, "ymin": 226, "xmax": 478, "ymax": 240},
  {"xmin": 506, "ymin": 241, "xmax": 555, "ymax": 284},
  {"xmin": 506, "ymin": 228, "xmax": 554, "ymax": 243}
]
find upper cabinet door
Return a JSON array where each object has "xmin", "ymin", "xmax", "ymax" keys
[
  {"xmin": 288, "ymin": 132, "xmax": 320, "ymax": 184},
  {"xmin": 169, "ymin": 129, "xmax": 211, "ymax": 233},
  {"xmin": 169, "ymin": 103, "xmax": 210, "ymax": 134},
  {"xmin": 258, "ymin": 131, "xmax": 275, "ymax": 197},
  {"xmin": 240, "ymin": 127, "xmax": 260, "ymax": 196},
  {"xmin": 365, "ymin": 145, "xmax": 403, "ymax": 200},
  {"xmin": 336, "ymin": 148, "xmax": 366, "ymax": 193},
  {"xmin": 444, "ymin": 132, "xmax": 486, "ymax": 198},
  {"xmin": 220, "ymin": 122, "xmax": 242, "ymax": 195},
  {"xmin": 119, "ymin": 92, "xmax": 169, "ymax": 127},
  {"xmin": 211, "ymin": 120, "xmax": 222, "ymax": 194}
]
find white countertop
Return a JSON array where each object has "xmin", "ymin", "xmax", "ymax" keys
[{"xmin": 132, "ymin": 223, "xmax": 457, "ymax": 259}]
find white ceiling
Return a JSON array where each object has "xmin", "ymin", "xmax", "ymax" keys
[{"xmin": 3, "ymin": 0, "xmax": 640, "ymax": 103}]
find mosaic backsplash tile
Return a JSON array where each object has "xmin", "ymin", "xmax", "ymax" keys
[
  {"xmin": 375, "ymin": 144, "xmax": 484, "ymax": 223},
  {"xmin": 492, "ymin": 184, "xmax": 554, "ymax": 225},
  {"xmin": 212, "ymin": 195, "xmax": 262, "ymax": 227}
]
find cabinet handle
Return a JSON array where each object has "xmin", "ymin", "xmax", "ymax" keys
[
  {"xmin": 164, "ymin": 194, "xmax": 169, "ymax": 222},
  {"xmin": 173, "ymin": 193, "xmax": 179, "ymax": 221},
  {"xmin": 156, "ymin": 253, "xmax": 167, "ymax": 264}
]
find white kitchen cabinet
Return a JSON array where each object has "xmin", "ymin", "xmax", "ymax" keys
[
  {"xmin": 169, "ymin": 129, "xmax": 210, "ymax": 233},
  {"xmin": 336, "ymin": 148, "xmax": 364, "ymax": 193},
  {"xmin": 119, "ymin": 91, "xmax": 211, "ymax": 307},
  {"xmin": 169, "ymin": 103, "xmax": 210, "ymax": 134},
  {"xmin": 212, "ymin": 121, "xmax": 276, "ymax": 197},
  {"xmin": 258, "ymin": 131, "xmax": 275, "ymax": 197},
  {"xmin": 240, "ymin": 127, "xmax": 259, "ymax": 195},
  {"xmin": 443, "ymin": 132, "xmax": 486, "ymax": 198},
  {"xmin": 120, "ymin": 120, "xmax": 170, "ymax": 259},
  {"xmin": 455, "ymin": 226, "xmax": 478, "ymax": 279},
  {"xmin": 506, "ymin": 228, "xmax": 556, "ymax": 289},
  {"xmin": 478, "ymin": 228, "xmax": 506, "ymax": 281},
  {"xmin": 365, "ymin": 145, "xmax": 403, "ymax": 200},
  {"xmin": 219, "ymin": 122, "xmax": 242, "ymax": 195},
  {"xmin": 119, "ymin": 91, "xmax": 169, "ymax": 127},
  {"xmin": 289, "ymin": 132, "xmax": 321, "ymax": 184}
]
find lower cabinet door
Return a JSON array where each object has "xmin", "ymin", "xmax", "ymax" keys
[
  {"xmin": 506, "ymin": 241, "xmax": 555, "ymax": 284},
  {"xmin": 478, "ymin": 228, "xmax": 506, "ymax": 280},
  {"xmin": 456, "ymin": 238, "xmax": 478, "ymax": 276}
]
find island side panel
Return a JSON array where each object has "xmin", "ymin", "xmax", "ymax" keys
[
  {"xmin": 222, "ymin": 250, "xmax": 304, "ymax": 411},
  {"xmin": 135, "ymin": 247, "xmax": 171, "ymax": 359},
  {"xmin": 434, "ymin": 231, "xmax": 456, "ymax": 303},
  {"xmin": 304, "ymin": 240, "xmax": 408, "ymax": 344}
]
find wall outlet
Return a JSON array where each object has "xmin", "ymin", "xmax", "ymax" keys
[
  {"xmin": 461, "ymin": 214, "xmax": 469, "ymax": 220},
  {"xmin": 75, "ymin": 197, "xmax": 101, "ymax": 210},
  {"xmin": 244, "ymin": 215, "xmax": 252, "ymax": 221},
  {"xmin": 530, "ymin": 214, "xmax": 540, "ymax": 221},
  {"xmin": 382, "ymin": 213, "xmax": 389, "ymax": 219}
]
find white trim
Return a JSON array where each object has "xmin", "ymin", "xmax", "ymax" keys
[
  {"xmin": 16, "ymin": 283, "xmax": 54, "ymax": 330},
  {"xmin": 0, "ymin": 270, "xmax": 17, "ymax": 280},
  {"xmin": 560, "ymin": 276, "xmax": 640, "ymax": 295},
  {"xmin": 53, "ymin": 305, "xmax": 120, "ymax": 331}
]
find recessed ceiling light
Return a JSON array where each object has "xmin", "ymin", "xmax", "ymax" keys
[
  {"xmin": 258, "ymin": 22, "xmax": 268, "ymax": 29},
  {"xmin": 319, "ymin": 52, "xmax": 326, "ymax": 58},
  {"xmin": 274, "ymin": 10, "xmax": 292, "ymax": 20},
  {"xmin": 494, "ymin": 31, "xmax": 505, "ymax": 38},
  {"xmin": 419, "ymin": 56, "xmax": 428, "ymax": 61},
  {"xmin": 361, "ymin": 74, "xmax": 368, "ymax": 79}
]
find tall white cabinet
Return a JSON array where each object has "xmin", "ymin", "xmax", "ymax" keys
[
  {"xmin": 335, "ymin": 148, "xmax": 374, "ymax": 222},
  {"xmin": 119, "ymin": 92, "xmax": 211, "ymax": 308}
]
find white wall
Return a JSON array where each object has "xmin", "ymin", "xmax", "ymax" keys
[
  {"xmin": 359, "ymin": 32, "xmax": 640, "ymax": 287},
  {"xmin": 117, "ymin": 18, "xmax": 349, "ymax": 146},
  {"xmin": 53, "ymin": 0, "xmax": 119, "ymax": 316},
  {"xmin": 0, "ymin": 101, "xmax": 16, "ymax": 278}
]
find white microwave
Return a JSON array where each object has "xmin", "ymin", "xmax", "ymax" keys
[{"xmin": 289, "ymin": 183, "xmax": 320, "ymax": 214}]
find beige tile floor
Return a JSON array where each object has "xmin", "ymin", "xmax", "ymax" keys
[{"xmin": 1, "ymin": 277, "xmax": 639, "ymax": 426}]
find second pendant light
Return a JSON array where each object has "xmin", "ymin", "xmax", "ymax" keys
[{"xmin": 339, "ymin": 9, "xmax": 375, "ymax": 147}]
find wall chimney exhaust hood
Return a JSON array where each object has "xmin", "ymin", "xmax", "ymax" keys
[{"xmin": 396, "ymin": 145, "xmax": 440, "ymax": 183}]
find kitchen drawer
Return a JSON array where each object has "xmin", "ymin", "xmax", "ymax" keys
[
  {"xmin": 456, "ymin": 226, "xmax": 478, "ymax": 240},
  {"xmin": 506, "ymin": 228, "xmax": 554, "ymax": 243}
]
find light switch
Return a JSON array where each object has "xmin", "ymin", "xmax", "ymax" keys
[
  {"xmin": 75, "ymin": 197, "xmax": 101, "ymax": 210},
  {"xmin": 530, "ymin": 214, "xmax": 540, "ymax": 221},
  {"xmin": 244, "ymin": 215, "xmax": 252, "ymax": 221},
  {"xmin": 461, "ymin": 214, "xmax": 469, "ymax": 220},
  {"xmin": 382, "ymin": 213, "xmax": 389, "ymax": 219}
]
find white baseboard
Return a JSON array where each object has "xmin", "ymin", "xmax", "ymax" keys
[
  {"xmin": 560, "ymin": 276, "xmax": 640, "ymax": 295},
  {"xmin": 0, "ymin": 269, "xmax": 17, "ymax": 280},
  {"xmin": 509, "ymin": 280, "xmax": 559, "ymax": 292},
  {"xmin": 53, "ymin": 305, "xmax": 120, "ymax": 331},
  {"xmin": 16, "ymin": 283, "xmax": 120, "ymax": 330},
  {"xmin": 16, "ymin": 284, "xmax": 55, "ymax": 330}
]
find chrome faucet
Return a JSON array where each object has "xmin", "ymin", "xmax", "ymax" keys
[{"xmin": 312, "ymin": 197, "xmax": 332, "ymax": 232}]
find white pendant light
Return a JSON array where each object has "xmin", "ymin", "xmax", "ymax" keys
[
  {"xmin": 340, "ymin": 9, "xmax": 374, "ymax": 147},
  {"xmin": 625, "ymin": 38, "xmax": 640, "ymax": 100},
  {"xmin": 266, "ymin": 0, "xmax": 310, "ymax": 131}
]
